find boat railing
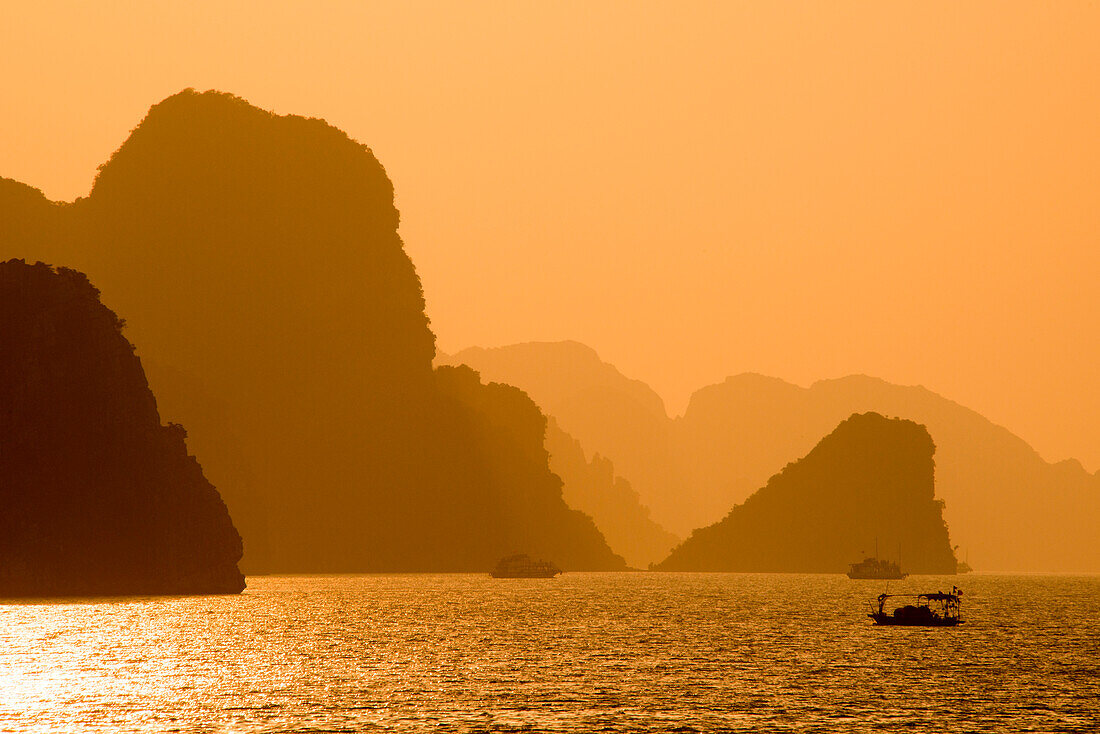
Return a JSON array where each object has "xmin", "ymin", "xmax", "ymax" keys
[{"xmin": 874, "ymin": 587, "xmax": 963, "ymax": 616}]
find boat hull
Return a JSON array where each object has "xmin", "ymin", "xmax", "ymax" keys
[
  {"xmin": 869, "ymin": 613, "xmax": 962, "ymax": 627},
  {"xmin": 848, "ymin": 572, "xmax": 907, "ymax": 580},
  {"xmin": 490, "ymin": 570, "xmax": 560, "ymax": 579},
  {"xmin": 490, "ymin": 553, "xmax": 562, "ymax": 578}
]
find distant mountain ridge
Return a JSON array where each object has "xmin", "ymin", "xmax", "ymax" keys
[
  {"xmin": 437, "ymin": 347, "xmax": 678, "ymax": 567},
  {"xmin": 444, "ymin": 341, "xmax": 1100, "ymax": 573},
  {"xmin": 448, "ymin": 342, "xmax": 669, "ymax": 420},
  {"xmin": 677, "ymin": 372, "xmax": 1100, "ymax": 572},
  {"xmin": 544, "ymin": 419, "xmax": 679, "ymax": 567},
  {"xmin": 442, "ymin": 343, "xmax": 686, "ymax": 533}
]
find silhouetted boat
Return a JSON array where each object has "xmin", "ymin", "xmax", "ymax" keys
[
  {"xmin": 847, "ymin": 538, "xmax": 906, "ymax": 579},
  {"xmin": 956, "ymin": 548, "xmax": 972, "ymax": 574},
  {"xmin": 869, "ymin": 587, "xmax": 963, "ymax": 626},
  {"xmin": 847, "ymin": 556, "xmax": 907, "ymax": 579},
  {"xmin": 490, "ymin": 554, "xmax": 562, "ymax": 578}
]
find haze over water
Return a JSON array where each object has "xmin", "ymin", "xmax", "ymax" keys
[
  {"xmin": 2, "ymin": 574, "xmax": 1096, "ymax": 732},
  {"xmin": 2, "ymin": 4, "xmax": 1098, "ymax": 732}
]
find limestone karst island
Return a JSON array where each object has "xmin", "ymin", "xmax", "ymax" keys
[
  {"xmin": 3, "ymin": 3, "xmax": 1100, "ymax": 730},
  {"xmin": 3, "ymin": 90, "xmax": 1098, "ymax": 594}
]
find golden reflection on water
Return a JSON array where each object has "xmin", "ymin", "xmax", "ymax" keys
[{"xmin": 1, "ymin": 574, "xmax": 1098, "ymax": 732}]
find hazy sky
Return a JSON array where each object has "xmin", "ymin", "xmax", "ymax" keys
[{"xmin": 3, "ymin": 2, "xmax": 1098, "ymax": 470}]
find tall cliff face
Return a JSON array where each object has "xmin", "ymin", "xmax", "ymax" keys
[
  {"xmin": 656, "ymin": 413, "xmax": 958, "ymax": 574},
  {"xmin": 0, "ymin": 260, "xmax": 244, "ymax": 596},
  {"xmin": 2, "ymin": 90, "xmax": 622, "ymax": 572},
  {"xmin": 12, "ymin": 89, "xmax": 436, "ymax": 568},
  {"xmin": 76, "ymin": 90, "xmax": 435, "ymax": 389}
]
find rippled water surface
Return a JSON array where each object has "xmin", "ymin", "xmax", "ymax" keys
[{"xmin": 1, "ymin": 574, "xmax": 1097, "ymax": 732}]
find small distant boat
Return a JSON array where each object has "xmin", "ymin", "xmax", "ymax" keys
[
  {"xmin": 869, "ymin": 587, "xmax": 963, "ymax": 626},
  {"xmin": 490, "ymin": 554, "xmax": 562, "ymax": 578},
  {"xmin": 847, "ymin": 539, "xmax": 906, "ymax": 579},
  {"xmin": 847, "ymin": 556, "xmax": 907, "ymax": 579}
]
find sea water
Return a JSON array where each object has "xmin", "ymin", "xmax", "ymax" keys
[{"xmin": 1, "ymin": 573, "xmax": 1097, "ymax": 732}]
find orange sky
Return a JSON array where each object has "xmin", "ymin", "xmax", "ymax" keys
[{"xmin": 3, "ymin": 2, "xmax": 1098, "ymax": 470}]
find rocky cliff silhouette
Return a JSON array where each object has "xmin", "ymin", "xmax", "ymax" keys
[
  {"xmin": 676, "ymin": 374, "xmax": 1100, "ymax": 573},
  {"xmin": 1, "ymin": 90, "xmax": 623, "ymax": 572},
  {"xmin": 442, "ymin": 342, "xmax": 1099, "ymax": 572},
  {"xmin": 441, "ymin": 342, "xmax": 686, "ymax": 534},
  {"xmin": 656, "ymin": 413, "xmax": 958, "ymax": 573},
  {"xmin": 432, "ymin": 366, "xmax": 625, "ymax": 570},
  {"xmin": 0, "ymin": 260, "xmax": 244, "ymax": 596},
  {"xmin": 544, "ymin": 419, "xmax": 679, "ymax": 567}
]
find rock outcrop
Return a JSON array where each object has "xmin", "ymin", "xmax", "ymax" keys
[
  {"xmin": 443, "ymin": 341, "xmax": 1100, "ymax": 573},
  {"xmin": 431, "ymin": 367, "xmax": 626, "ymax": 571},
  {"xmin": 0, "ymin": 260, "xmax": 244, "ymax": 596},
  {"xmin": 2, "ymin": 90, "xmax": 624, "ymax": 572},
  {"xmin": 674, "ymin": 374, "xmax": 1100, "ymax": 573},
  {"xmin": 656, "ymin": 413, "xmax": 958, "ymax": 573},
  {"xmin": 441, "ymin": 342, "xmax": 685, "ymax": 534},
  {"xmin": 544, "ymin": 419, "xmax": 678, "ymax": 568}
]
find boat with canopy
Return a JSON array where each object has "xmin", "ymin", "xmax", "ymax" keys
[{"xmin": 868, "ymin": 586, "xmax": 963, "ymax": 626}]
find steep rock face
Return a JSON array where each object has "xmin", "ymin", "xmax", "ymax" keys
[
  {"xmin": 657, "ymin": 413, "xmax": 957, "ymax": 573},
  {"xmin": 675, "ymin": 374, "xmax": 1100, "ymax": 573},
  {"xmin": 430, "ymin": 367, "xmax": 626, "ymax": 571},
  {"xmin": 0, "ymin": 260, "xmax": 244, "ymax": 596},
  {"xmin": 441, "ymin": 342, "xmax": 686, "ymax": 533},
  {"xmin": 2, "ymin": 90, "xmax": 622, "ymax": 572},
  {"xmin": 11, "ymin": 89, "xmax": 435, "ymax": 569},
  {"xmin": 544, "ymin": 419, "xmax": 678, "ymax": 568},
  {"xmin": 442, "ymin": 341, "xmax": 1100, "ymax": 573}
]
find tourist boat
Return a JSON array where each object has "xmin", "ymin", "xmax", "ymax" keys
[
  {"xmin": 847, "ymin": 556, "xmax": 907, "ymax": 579},
  {"xmin": 847, "ymin": 539, "xmax": 906, "ymax": 579},
  {"xmin": 869, "ymin": 587, "xmax": 963, "ymax": 626},
  {"xmin": 490, "ymin": 554, "xmax": 562, "ymax": 578}
]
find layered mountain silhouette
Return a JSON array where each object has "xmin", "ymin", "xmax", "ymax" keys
[
  {"xmin": 676, "ymin": 374, "xmax": 1100, "ymax": 573},
  {"xmin": 5, "ymin": 91, "xmax": 1093, "ymax": 574},
  {"xmin": 444, "ymin": 342, "xmax": 1100, "ymax": 572},
  {"xmin": 544, "ymin": 419, "xmax": 679, "ymax": 567},
  {"xmin": 657, "ymin": 413, "xmax": 958, "ymax": 573},
  {"xmin": 441, "ymin": 342, "xmax": 686, "ymax": 531},
  {"xmin": 2, "ymin": 90, "xmax": 624, "ymax": 572},
  {"xmin": 0, "ymin": 260, "xmax": 244, "ymax": 596}
]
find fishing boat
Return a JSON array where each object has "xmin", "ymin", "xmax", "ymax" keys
[
  {"xmin": 490, "ymin": 554, "xmax": 562, "ymax": 578},
  {"xmin": 869, "ymin": 586, "xmax": 963, "ymax": 626}
]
